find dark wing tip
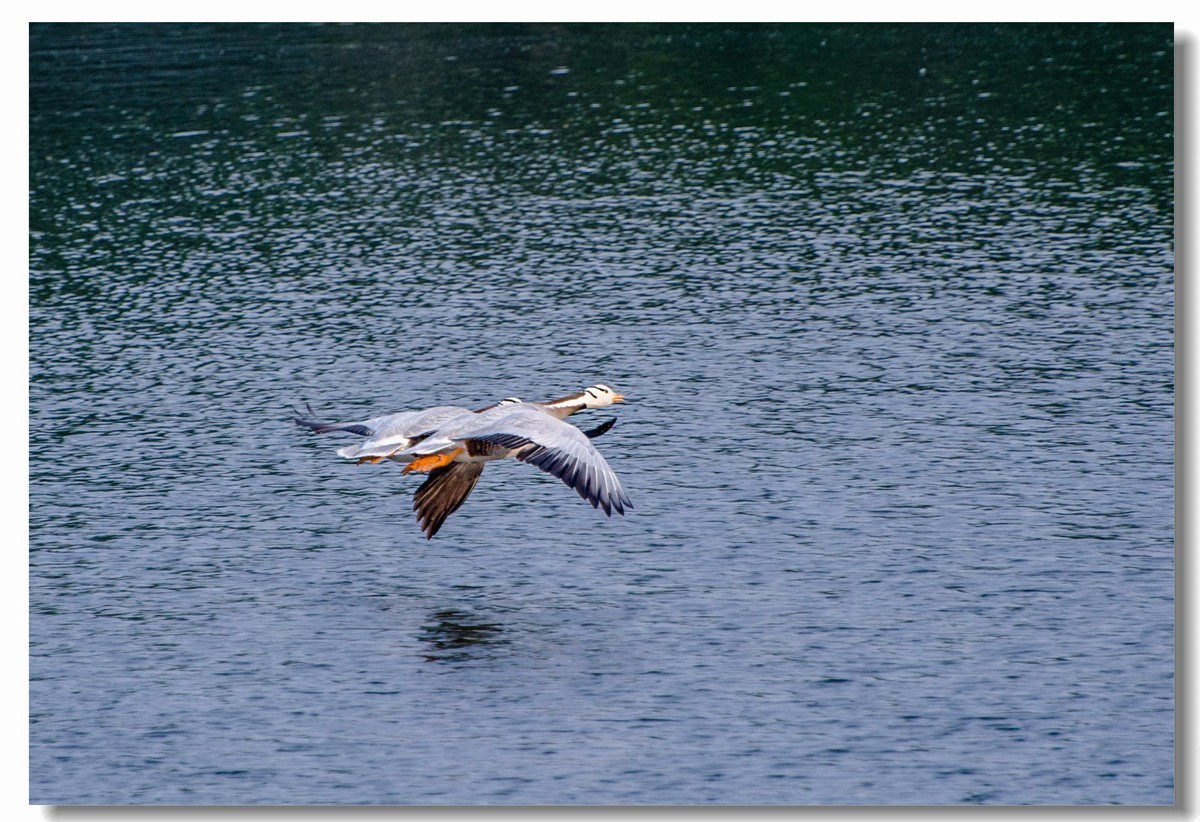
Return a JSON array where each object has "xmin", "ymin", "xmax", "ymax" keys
[
  {"xmin": 292, "ymin": 411, "xmax": 373, "ymax": 436},
  {"xmin": 583, "ymin": 418, "xmax": 617, "ymax": 439},
  {"xmin": 293, "ymin": 414, "xmax": 324, "ymax": 432},
  {"xmin": 293, "ymin": 402, "xmax": 321, "ymax": 428},
  {"xmin": 518, "ymin": 446, "xmax": 629, "ymax": 518}
]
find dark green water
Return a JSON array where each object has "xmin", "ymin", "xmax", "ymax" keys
[{"xmin": 30, "ymin": 23, "xmax": 1173, "ymax": 805}]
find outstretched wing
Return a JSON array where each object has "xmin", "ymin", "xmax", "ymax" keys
[
  {"xmin": 464, "ymin": 408, "xmax": 632, "ymax": 516},
  {"xmin": 410, "ymin": 418, "xmax": 619, "ymax": 537},
  {"xmin": 413, "ymin": 462, "xmax": 486, "ymax": 539}
]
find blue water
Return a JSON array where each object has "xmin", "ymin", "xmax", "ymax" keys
[{"xmin": 29, "ymin": 23, "xmax": 1174, "ymax": 804}]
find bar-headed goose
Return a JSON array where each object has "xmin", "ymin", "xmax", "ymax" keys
[{"xmin": 400, "ymin": 385, "xmax": 631, "ymax": 537}]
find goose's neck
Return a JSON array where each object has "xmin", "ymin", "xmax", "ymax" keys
[{"xmin": 538, "ymin": 393, "xmax": 588, "ymax": 420}]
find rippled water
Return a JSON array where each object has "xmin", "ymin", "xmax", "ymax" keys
[{"xmin": 30, "ymin": 24, "xmax": 1174, "ymax": 805}]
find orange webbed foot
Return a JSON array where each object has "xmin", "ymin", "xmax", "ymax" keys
[{"xmin": 403, "ymin": 448, "xmax": 464, "ymax": 474}]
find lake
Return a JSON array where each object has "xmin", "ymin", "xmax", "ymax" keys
[{"xmin": 29, "ymin": 23, "xmax": 1174, "ymax": 805}]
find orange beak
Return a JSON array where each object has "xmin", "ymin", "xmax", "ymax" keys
[{"xmin": 612, "ymin": 392, "xmax": 626, "ymax": 403}]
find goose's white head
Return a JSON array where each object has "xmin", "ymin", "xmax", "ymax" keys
[
  {"xmin": 498, "ymin": 397, "xmax": 523, "ymax": 406},
  {"xmin": 579, "ymin": 384, "xmax": 626, "ymax": 408},
  {"xmin": 541, "ymin": 384, "xmax": 626, "ymax": 415}
]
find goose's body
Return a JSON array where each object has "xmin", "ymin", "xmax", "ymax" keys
[
  {"xmin": 399, "ymin": 385, "xmax": 631, "ymax": 536},
  {"xmin": 295, "ymin": 384, "xmax": 629, "ymax": 539},
  {"xmin": 293, "ymin": 399, "xmax": 520, "ymax": 464}
]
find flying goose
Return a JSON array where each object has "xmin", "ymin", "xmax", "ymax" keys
[
  {"xmin": 400, "ymin": 385, "xmax": 631, "ymax": 537},
  {"xmin": 411, "ymin": 415, "xmax": 617, "ymax": 539}
]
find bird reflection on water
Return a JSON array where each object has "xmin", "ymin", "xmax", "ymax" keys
[{"xmin": 418, "ymin": 609, "xmax": 507, "ymax": 663}]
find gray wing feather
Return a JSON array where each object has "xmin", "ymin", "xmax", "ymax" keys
[{"xmin": 465, "ymin": 408, "xmax": 631, "ymax": 516}]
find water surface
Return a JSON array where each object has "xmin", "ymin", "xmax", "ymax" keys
[{"xmin": 30, "ymin": 23, "xmax": 1174, "ymax": 805}]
